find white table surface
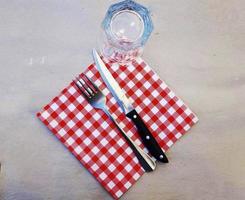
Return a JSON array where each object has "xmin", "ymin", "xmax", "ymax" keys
[{"xmin": 0, "ymin": 0, "xmax": 245, "ymax": 199}]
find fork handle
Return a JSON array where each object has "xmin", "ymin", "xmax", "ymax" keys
[
  {"xmin": 114, "ymin": 120, "xmax": 156, "ymax": 172},
  {"xmin": 104, "ymin": 110, "xmax": 156, "ymax": 172}
]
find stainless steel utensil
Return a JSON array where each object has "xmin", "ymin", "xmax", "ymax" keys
[
  {"xmin": 74, "ymin": 73, "xmax": 156, "ymax": 172},
  {"xmin": 92, "ymin": 49, "xmax": 168, "ymax": 163}
]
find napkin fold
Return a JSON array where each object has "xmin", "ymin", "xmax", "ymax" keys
[{"xmin": 37, "ymin": 57, "xmax": 198, "ymax": 199}]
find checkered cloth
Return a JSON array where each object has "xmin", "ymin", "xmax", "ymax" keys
[{"xmin": 37, "ymin": 57, "xmax": 198, "ymax": 199}]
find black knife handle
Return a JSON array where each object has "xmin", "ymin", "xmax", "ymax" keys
[{"xmin": 126, "ymin": 109, "xmax": 168, "ymax": 163}]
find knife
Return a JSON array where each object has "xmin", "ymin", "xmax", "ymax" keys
[{"xmin": 92, "ymin": 49, "xmax": 168, "ymax": 163}]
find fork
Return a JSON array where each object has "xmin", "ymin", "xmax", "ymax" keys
[{"xmin": 74, "ymin": 73, "xmax": 156, "ymax": 172}]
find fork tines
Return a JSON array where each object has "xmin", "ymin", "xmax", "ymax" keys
[{"xmin": 74, "ymin": 73, "xmax": 97, "ymax": 99}]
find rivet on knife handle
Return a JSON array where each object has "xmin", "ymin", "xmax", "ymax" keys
[{"xmin": 126, "ymin": 109, "xmax": 168, "ymax": 163}]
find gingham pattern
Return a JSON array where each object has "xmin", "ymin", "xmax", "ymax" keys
[{"xmin": 37, "ymin": 57, "xmax": 198, "ymax": 199}]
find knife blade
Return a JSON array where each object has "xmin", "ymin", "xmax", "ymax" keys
[{"xmin": 92, "ymin": 49, "xmax": 168, "ymax": 163}]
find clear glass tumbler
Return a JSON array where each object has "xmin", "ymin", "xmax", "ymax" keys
[{"xmin": 99, "ymin": 0, "xmax": 153, "ymax": 63}]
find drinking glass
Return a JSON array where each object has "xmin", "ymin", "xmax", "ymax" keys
[{"xmin": 99, "ymin": 0, "xmax": 153, "ymax": 63}]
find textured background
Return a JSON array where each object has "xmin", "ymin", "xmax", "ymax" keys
[{"xmin": 0, "ymin": 0, "xmax": 245, "ymax": 199}]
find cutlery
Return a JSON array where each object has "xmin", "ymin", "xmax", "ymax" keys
[
  {"xmin": 74, "ymin": 73, "xmax": 156, "ymax": 172},
  {"xmin": 92, "ymin": 49, "xmax": 168, "ymax": 163}
]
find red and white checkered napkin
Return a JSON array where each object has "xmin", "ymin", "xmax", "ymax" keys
[{"xmin": 37, "ymin": 57, "xmax": 198, "ymax": 199}]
